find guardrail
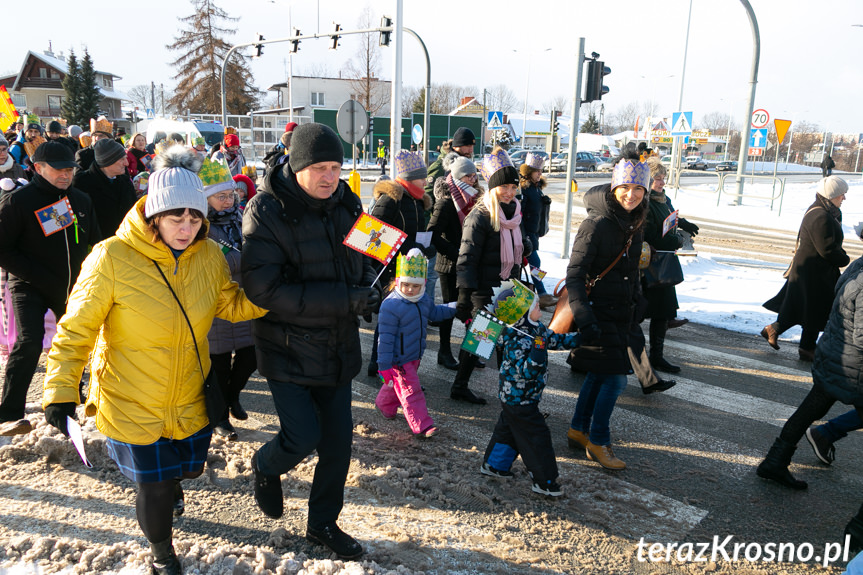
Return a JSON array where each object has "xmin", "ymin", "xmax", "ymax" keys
[{"xmin": 672, "ymin": 169, "xmax": 787, "ymax": 214}]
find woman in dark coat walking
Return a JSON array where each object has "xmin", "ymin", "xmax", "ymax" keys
[
  {"xmin": 518, "ymin": 154, "xmax": 557, "ymax": 309},
  {"xmin": 453, "ymin": 147, "xmax": 531, "ymax": 405},
  {"xmin": 564, "ymin": 147, "xmax": 649, "ymax": 470},
  {"xmin": 761, "ymin": 176, "xmax": 850, "ymax": 361},
  {"xmin": 428, "ymin": 154, "xmax": 482, "ymax": 370}
]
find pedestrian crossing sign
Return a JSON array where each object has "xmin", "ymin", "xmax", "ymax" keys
[
  {"xmin": 487, "ymin": 111, "xmax": 503, "ymax": 131},
  {"xmin": 671, "ymin": 112, "xmax": 693, "ymax": 136}
]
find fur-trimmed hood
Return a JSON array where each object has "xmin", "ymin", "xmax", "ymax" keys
[{"xmin": 374, "ymin": 178, "xmax": 433, "ymax": 210}]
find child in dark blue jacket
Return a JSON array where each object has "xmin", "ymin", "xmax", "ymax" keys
[
  {"xmin": 481, "ymin": 281, "xmax": 581, "ymax": 496},
  {"xmin": 376, "ymin": 249, "xmax": 457, "ymax": 437}
]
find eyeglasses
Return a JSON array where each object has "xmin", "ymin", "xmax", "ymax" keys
[{"xmin": 213, "ymin": 193, "xmax": 234, "ymax": 202}]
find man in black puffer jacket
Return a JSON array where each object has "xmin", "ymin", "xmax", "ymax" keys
[
  {"xmin": 242, "ymin": 123, "xmax": 378, "ymax": 560},
  {"xmin": 72, "ymin": 139, "xmax": 137, "ymax": 237}
]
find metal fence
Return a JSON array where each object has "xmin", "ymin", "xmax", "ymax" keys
[{"xmin": 188, "ymin": 113, "xmax": 312, "ymax": 164}]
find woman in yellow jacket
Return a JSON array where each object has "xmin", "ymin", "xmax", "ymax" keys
[{"xmin": 42, "ymin": 146, "xmax": 267, "ymax": 575}]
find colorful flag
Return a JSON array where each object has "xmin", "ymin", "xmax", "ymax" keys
[
  {"xmin": 35, "ymin": 198, "xmax": 75, "ymax": 237},
  {"xmin": 530, "ymin": 266, "xmax": 547, "ymax": 281},
  {"xmin": 662, "ymin": 210, "xmax": 679, "ymax": 237},
  {"xmin": 460, "ymin": 310, "xmax": 506, "ymax": 360},
  {"xmin": 0, "ymin": 85, "xmax": 20, "ymax": 133},
  {"xmin": 343, "ymin": 213, "xmax": 407, "ymax": 265}
]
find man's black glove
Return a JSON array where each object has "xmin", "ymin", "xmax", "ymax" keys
[
  {"xmin": 349, "ymin": 286, "xmax": 377, "ymax": 317},
  {"xmin": 363, "ymin": 286, "xmax": 382, "ymax": 322},
  {"xmin": 456, "ymin": 288, "xmax": 474, "ymax": 323},
  {"xmin": 44, "ymin": 402, "xmax": 76, "ymax": 436},
  {"xmin": 580, "ymin": 323, "xmax": 602, "ymax": 345},
  {"xmin": 680, "ymin": 219, "xmax": 699, "ymax": 237}
]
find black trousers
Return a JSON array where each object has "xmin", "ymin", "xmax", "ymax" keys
[
  {"xmin": 779, "ymin": 378, "xmax": 841, "ymax": 446},
  {"xmin": 256, "ymin": 380, "xmax": 353, "ymax": 528},
  {"xmin": 484, "ymin": 402, "xmax": 559, "ymax": 484},
  {"xmin": 0, "ymin": 284, "xmax": 64, "ymax": 422},
  {"xmin": 210, "ymin": 345, "xmax": 257, "ymax": 419}
]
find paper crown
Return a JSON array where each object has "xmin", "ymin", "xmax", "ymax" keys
[
  {"xmin": 154, "ymin": 140, "xmax": 173, "ymax": 156},
  {"xmin": 487, "ymin": 279, "xmax": 535, "ymax": 325},
  {"xmin": 198, "ymin": 157, "xmax": 235, "ymax": 197},
  {"xmin": 79, "ymin": 131, "xmax": 92, "ymax": 148},
  {"xmin": 192, "ymin": 136, "xmax": 206, "ymax": 146},
  {"xmin": 524, "ymin": 152, "xmax": 544, "ymax": 170},
  {"xmin": 480, "ymin": 148, "xmax": 514, "ymax": 182},
  {"xmin": 90, "ymin": 116, "xmax": 112, "ymax": 135},
  {"xmin": 26, "ymin": 113, "xmax": 40, "ymax": 125},
  {"xmin": 224, "ymin": 126, "xmax": 237, "ymax": 135},
  {"xmin": 611, "ymin": 159, "xmax": 650, "ymax": 190},
  {"xmin": 395, "ymin": 249, "xmax": 428, "ymax": 283},
  {"xmin": 393, "ymin": 150, "xmax": 425, "ymax": 179}
]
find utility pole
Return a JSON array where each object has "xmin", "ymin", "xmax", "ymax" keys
[
  {"xmin": 160, "ymin": 84, "xmax": 165, "ymax": 116},
  {"xmin": 151, "ymin": 82, "xmax": 156, "ymax": 112}
]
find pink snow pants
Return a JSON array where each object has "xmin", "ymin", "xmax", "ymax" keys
[{"xmin": 374, "ymin": 359, "xmax": 434, "ymax": 434}]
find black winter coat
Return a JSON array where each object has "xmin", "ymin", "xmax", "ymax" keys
[
  {"xmin": 813, "ymin": 256, "xmax": 863, "ymax": 407},
  {"xmin": 763, "ymin": 195, "xmax": 849, "ymax": 331},
  {"xmin": 428, "ymin": 175, "xmax": 482, "ymax": 275},
  {"xmin": 457, "ymin": 200, "xmax": 532, "ymax": 299},
  {"xmin": 74, "ymin": 147, "xmax": 95, "ymax": 175},
  {"xmin": 0, "ymin": 174, "xmax": 101, "ymax": 311},
  {"xmin": 241, "ymin": 165, "xmax": 376, "ymax": 387},
  {"xmin": 369, "ymin": 179, "xmax": 432, "ymax": 286},
  {"xmin": 519, "ymin": 178, "xmax": 546, "ymax": 236},
  {"xmin": 565, "ymin": 185, "xmax": 646, "ymax": 374},
  {"xmin": 72, "ymin": 161, "xmax": 137, "ymax": 238},
  {"xmin": 642, "ymin": 193, "xmax": 683, "ymax": 320}
]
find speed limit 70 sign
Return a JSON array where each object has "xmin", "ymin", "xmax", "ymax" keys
[{"xmin": 751, "ymin": 109, "xmax": 770, "ymax": 128}]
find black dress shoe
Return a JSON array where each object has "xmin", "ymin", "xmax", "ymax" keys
[
  {"xmin": 252, "ymin": 453, "xmax": 283, "ymax": 519},
  {"xmin": 213, "ymin": 420, "xmax": 238, "ymax": 441},
  {"xmin": 642, "ymin": 379, "xmax": 676, "ymax": 395},
  {"xmin": 229, "ymin": 400, "xmax": 248, "ymax": 421},
  {"xmin": 437, "ymin": 353, "xmax": 459, "ymax": 371},
  {"xmin": 450, "ymin": 388, "xmax": 487, "ymax": 405},
  {"xmin": 367, "ymin": 362, "xmax": 378, "ymax": 377},
  {"xmin": 475, "ymin": 359, "xmax": 486, "ymax": 369},
  {"xmin": 652, "ymin": 357, "xmax": 681, "ymax": 374},
  {"xmin": 306, "ymin": 523, "xmax": 364, "ymax": 559}
]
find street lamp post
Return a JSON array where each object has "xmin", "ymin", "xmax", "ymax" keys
[{"xmin": 513, "ymin": 48, "xmax": 551, "ymax": 149}]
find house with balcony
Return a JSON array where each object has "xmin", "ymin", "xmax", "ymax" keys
[
  {"xmin": 268, "ymin": 75, "xmax": 391, "ymax": 119},
  {"xmin": 0, "ymin": 49, "xmax": 127, "ymax": 126}
]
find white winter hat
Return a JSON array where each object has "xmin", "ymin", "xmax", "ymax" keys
[
  {"xmin": 817, "ymin": 175, "xmax": 848, "ymax": 200},
  {"xmin": 144, "ymin": 145, "xmax": 207, "ymax": 218}
]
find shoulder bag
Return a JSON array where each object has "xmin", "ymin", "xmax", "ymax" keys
[
  {"xmin": 642, "ymin": 251, "xmax": 684, "ymax": 288},
  {"xmin": 536, "ymin": 190, "xmax": 552, "ymax": 238},
  {"xmin": 152, "ymin": 260, "xmax": 225, "ymax": 427}
]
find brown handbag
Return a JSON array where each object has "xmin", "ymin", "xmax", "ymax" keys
[{"xmin": 548, "ymin": 239, "xmax": 632, "ymax": 334}]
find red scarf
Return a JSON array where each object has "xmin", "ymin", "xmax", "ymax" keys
[{"xmin": 397, "ymin": 178, "xmax": 426, "ymax": 201}]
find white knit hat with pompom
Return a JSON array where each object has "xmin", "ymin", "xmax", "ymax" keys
[{"xmin": 144, "ymin": 145, "xmax": 207, "ymax": 218}]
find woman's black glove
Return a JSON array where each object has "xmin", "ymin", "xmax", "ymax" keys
[
  {"xmin": 679, "ymin": 219, "xmax": 699, "ymax": 237},
  {"xmin": 456, "ymin": 288, "xmax": 474, "ymax": 322},
  {"xmin": 579, "ymin": 323, "xmax": 602, "ymax": 345},
  {"xmin": 44, "ymin": 402, "xmax": 77, "ymax": 436}
]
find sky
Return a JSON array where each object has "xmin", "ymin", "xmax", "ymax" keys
[{"xmin": 4, "ymin": 0, "xmax": 862, "ymax": 135}]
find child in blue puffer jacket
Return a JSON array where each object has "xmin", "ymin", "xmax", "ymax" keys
[
  {"xmin": 481, "ymin": 281, "xmax": 581, "ymax": 497},
  {"xmin": 376, "ymin": 248, "xmax": 457, "ymax": 437}
]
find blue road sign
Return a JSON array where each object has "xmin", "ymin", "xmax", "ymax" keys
[
  {"xmin": 146, "ymin": 108, "xmax": 155, "ymax": 120},
  {"xmin": 671, "ymin": 111, "xmax": 693, "ymax": 136},
  {"xmin": 487, "ymin": 111, "xmax": 503, "ymax": 130},
  {"xmin": 411, "ymin": 124, "xmax": 423, "ymax": 145},
  {"xmin": 749, "ymin": 128, "xmax": 767, "ymax": 149}
]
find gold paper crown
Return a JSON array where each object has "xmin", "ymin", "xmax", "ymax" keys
[
  {"xmin": 488, "ymin": 279, "xmax": 536, "ymax": 325},
  {"xmin": 611, "ymin": 159, "xmax": 650, "ymax": 190},
  {"xmin": 79, "ymin": 132, "xmax": 92, "ymax": 148},
  {"xmin": 90, "ymin": 116, "xmax": 112, "ymax": 135},
  {"xmin": 198, "ymin": 157, "xmax": 235, "ymax": 195},
  {"xmin": 154, "ymin": 140, "xmax": 172, "ymax": 155},
  {"xmin": 224, "ymin": 126, "xmax": 237, "ymax": 135},
  {"xmin": 395, "ymin": 251, "xmax": 428, "ymax": 282}
]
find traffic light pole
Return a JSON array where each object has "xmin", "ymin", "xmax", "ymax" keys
[{"xmin": 561, "ymin": 37, "xmax": 585, "ymax": 258}]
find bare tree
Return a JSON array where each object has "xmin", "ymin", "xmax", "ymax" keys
[
  {"xmin": 341, "ymin": 5, "xmax": 390, "ymax": 116},
  {"xmin": 485, "ymin": 84, "xmax": 520, "ymax": 114},
  {"xmin": 126, "ymin": 85, "xmax": 153, "ymax": 110},
  {"xmin": 403, "ymin": 85, "xmax": 422, "ymax": 117},
  {"xmin": 605, "ymin": 101, "xmax": 641, "ymax": 134},
  {"xmin": 297, "ymin": 62, "xmax": 335, "ymax": 78},
  {"xmin": 698, "ymin": 111, "xmax": 734, "ymax": 133},
  {"xmin": 428, "ymin": 83, "xmax": 461, "ymax": 114},
  {"xmin": 541, "ymin": 95, "xmax": 569, "ymax": 116}
]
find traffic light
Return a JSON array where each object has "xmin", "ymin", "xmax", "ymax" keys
[
  {"xmin": 330, "ymin": 23, "xmax": 341, "ymax": 50},
  {"xmin": 368, "ymin": 117, "xmax": 374, "ymax": 137},
  {"xmin": 253, "ymin": 34, "xmax": 265, "ymax": 58},
  {"xmin": 379, "ymin": 16, "xmax": 393, "ymax": 46},
  {"xmin": 584, "ymin": 59, "xmax": 611, "ymax": 102},
  {"xmin": 290, "ymin": 28, "xmax": 301, "ymax": 53}
]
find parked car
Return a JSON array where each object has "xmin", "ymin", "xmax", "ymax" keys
[
  {"xmin": 685, "ymin": 155, "xmax": 708, "ymax": 170},
  {"xmin": 660, "ymin": 154, "xmax": 673, "ymax": 166},
  {"xmin": 508, "ymin": 150, "xmax": 548, "ymax": 168},
  {"xmin": 715, "ymin": 160, "xmax": 739, "ymax": 172},
  {"xmin": 596, "ymin": 158, "xmax": 614, "ymax": 172},
  {"xmin": 575, "ymin": 151, "xmax": 600, "ymax": 172}
]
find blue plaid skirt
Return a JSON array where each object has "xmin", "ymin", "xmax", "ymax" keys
[{"xmin": 106, "ymin": 426, "xmax": 212, "ymax": 484}]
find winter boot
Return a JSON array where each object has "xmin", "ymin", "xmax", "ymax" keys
[
  {"xmin": 450, "ymin": 350, "xmax": 486, "ymax": 404},
  {"xmin": 150, "ymin": 538, "xmax": 183, "ymax": 575},
  {"xmin": 760, "ymin": 323, "xmax": 781, "ymax": 350},
  {"xmin": 756, "ymin": 438, "xmax": 807, "ymax": 489},
  {"xmin": 172, "ymin": 480, "xmax": 184, "ymax": 517},
  {"xmin": 585, "ymin": 442, "xmax": 626, "ymax": 470},
  {"xmin": 566, "ymin": 428, "xmax": 589, "ymax": 450},
  {"xmin": 436, "ymin": 318, "xmax": 459, "ymax": 370},
  {"xmin": 649, "ymin": 319, "xmax": 681, "ymax": 374}
]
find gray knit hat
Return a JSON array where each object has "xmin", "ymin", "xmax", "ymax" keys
[
  {"xmin": 144, "ymin": 145, "xmax": 207, "ymax": 218},
  {"xmin": 450, "ymin": 156, "xmax": 476, "ymax": 181},
  {"xmin": 817, "ymin": 175, "xmax": 848, "ymax": 200},
  {"xmin": 94, "ymin": 138, "xmax": 126, "ymax": 167},
  {"xmin": 0, "ymin": 134, "xmax": 7, "ymax": 148},
  {"xmin": 68, "ymin": 125, "xmax": 82, "ymax": 139}
]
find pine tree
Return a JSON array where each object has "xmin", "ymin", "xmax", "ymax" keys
[
  {"xmin": 60, "ymin": 50, "xmax": 81, "ymax": 125},
  {"xmin": 77, "ymin": 49, "xmax": 102, "ymax": 122},
  {"xmin": 580, "ymin": 111, "xmax": 600, "ymax": 134},
  {"xmin": 167, "ymin": 0, "xmax": 259, "ymax": 115}
]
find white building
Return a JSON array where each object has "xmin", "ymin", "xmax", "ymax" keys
[{"xmin": 268, "ymin": 75, "xmax": 391, "ymax": 117}]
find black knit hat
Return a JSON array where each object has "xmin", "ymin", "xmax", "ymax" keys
[
  {"xmin": 488, "ymin": 166, "xmax": 519, "ymax": 190},
  {"xmin": 289, "ymin": 123, "xmax": 344, "ymax": 173},
  {"xmin": 94, "ymin": 138, "xmax": 126, "ymax": 167},
  {"xmin": 452, "ymin": 127, "xmax": 475, "ymax": 148},
  {"xmin": 46, "ymin": 120, "xmax": 63, "ymax": 133}
]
